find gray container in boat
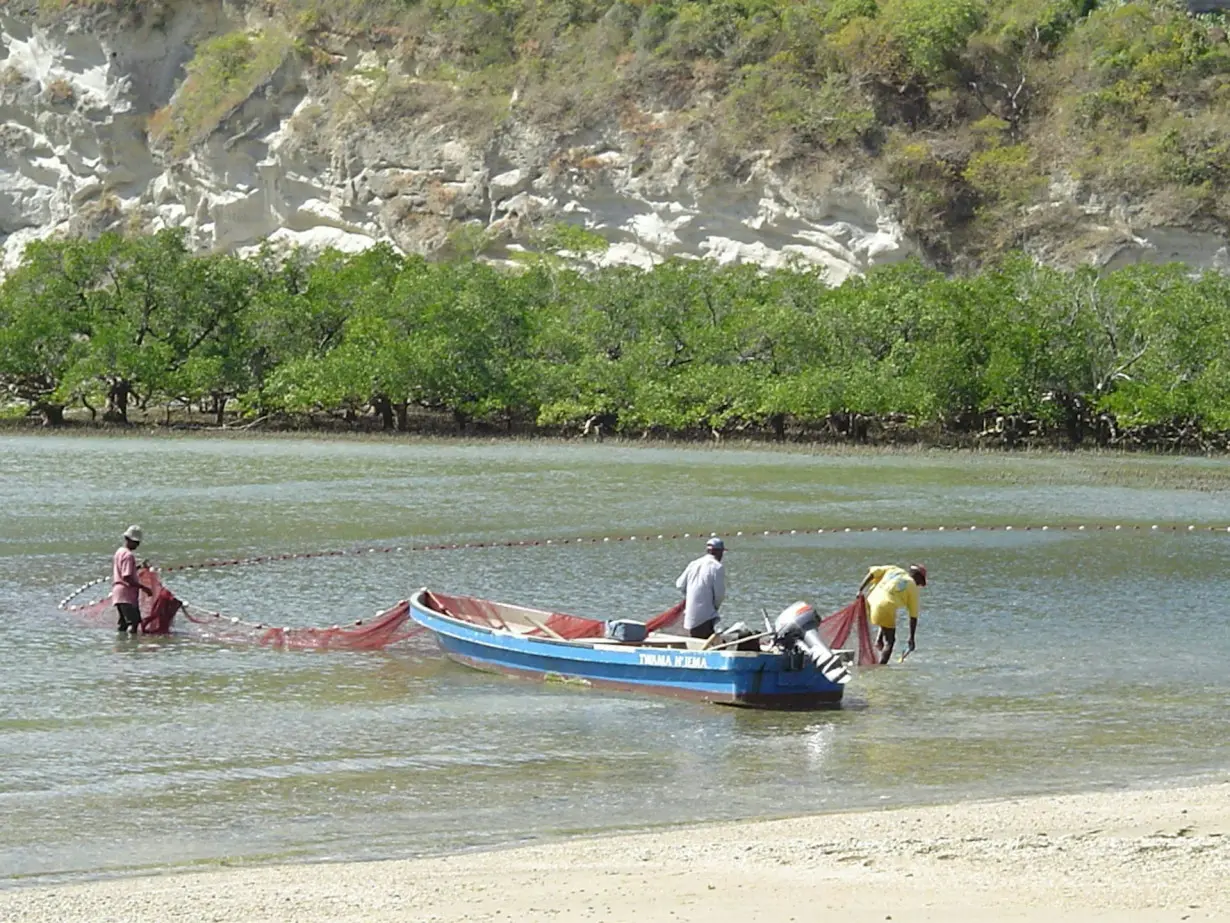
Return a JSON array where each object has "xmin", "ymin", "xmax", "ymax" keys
[{"xmin": 605, "ymin": 619, "xmax": 648, "ymax": 642}]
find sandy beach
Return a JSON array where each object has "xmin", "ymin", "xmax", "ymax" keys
[{"xmin": 5, "ymin": 781, "xmax": 1226, "ymax": 922}]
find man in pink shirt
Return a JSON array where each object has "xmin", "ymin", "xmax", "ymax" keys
[{"xmin": 113, "ymin": 525, "xmax": 150, "ymax": 633}]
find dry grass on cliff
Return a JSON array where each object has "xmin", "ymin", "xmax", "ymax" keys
[
  {"xmin": 148, "ymin": 28, "xmax": 292, "ymax": 157},
  {"xmin": 24, "ymin": 0, "xmax": 1230, "ymax": 267}
]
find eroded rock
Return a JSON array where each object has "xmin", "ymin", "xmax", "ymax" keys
[{"xmin": 1, "ymin": 2, "xmax": 1225, "ymax": 280}]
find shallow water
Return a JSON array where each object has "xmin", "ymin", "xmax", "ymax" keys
[{"xmin": 1, "ymin": 434, "xmax": 1228, "ymax": 884}]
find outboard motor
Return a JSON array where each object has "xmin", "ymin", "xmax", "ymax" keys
[{"xmin": 773, "ymin": 602, "xmax": 851, "ymax": 685}]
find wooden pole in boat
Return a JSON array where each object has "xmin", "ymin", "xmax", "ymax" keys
[
  {"xmin": 524, "ymin": 614, "xmax": 566, "ymax": 641},
  {"xmin": 704, "ymin": 630, "xmax": 774, "ymax": 652}
]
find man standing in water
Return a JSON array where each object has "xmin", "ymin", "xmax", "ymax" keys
[
  {"xmin": 859, "ymin": 563, "xmax": 926, "ymax": 664},
  {"xmin": 676, "ymin": 537, "xmax": 726, "ymax": 639},
  {"xmin": 113, "ymin": 525, "xmax": 150, "ymax": 633}
]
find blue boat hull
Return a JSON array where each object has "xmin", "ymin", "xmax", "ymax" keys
[{"xmin": 409, "ymin": 591, "xmax": 844, "ymax": 709}]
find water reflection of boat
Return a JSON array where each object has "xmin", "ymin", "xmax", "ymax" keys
[{"xmin": 409, "ymin": 589, "xmax": 852, "ymax": 709}]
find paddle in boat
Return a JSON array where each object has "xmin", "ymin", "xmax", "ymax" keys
[{"xmin": 408, "ymin": 590, "xmax": 853, "ymax": 709}]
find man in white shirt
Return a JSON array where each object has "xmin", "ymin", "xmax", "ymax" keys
[{"xmin": 675, "ymin": 537, "xmax": 726, "ymax": 639}]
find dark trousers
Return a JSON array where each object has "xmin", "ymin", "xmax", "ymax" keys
[
  {"xmin": 876, "ymin": 627, "xmax": 897, "ymax": 664},
  {"xmin": 688, "ymin": 618, "xmax": 717, "ymax": 639},
  {"xmin": 116, "ymin": 603, "xmax": 141, "ymax": 632}
]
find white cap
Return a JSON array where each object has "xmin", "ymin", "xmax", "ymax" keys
[{"xmin": 123, "ymin": 525, "xmax": 143, "ymax": 542}]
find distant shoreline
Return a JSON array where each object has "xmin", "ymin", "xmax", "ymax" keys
[
  {"xmin": 3, "ymin": 414, "xmax": 1228, "ymax": 458},
  {"xmin": 3, "ymin": 780, "xmax": 1226, "ymax": 921}
]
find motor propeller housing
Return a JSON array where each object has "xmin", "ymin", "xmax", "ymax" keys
[{"xmin": 773, "ymin": 602, "xmax": 851, "ymax": 685}]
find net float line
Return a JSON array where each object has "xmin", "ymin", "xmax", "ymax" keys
[
  {"xmin": 59, "ymin": 576, "xmax": 110, "ymax": 611},
  {"xmin": 58, "ymin": 522, "xmax": 1228, "ymax": 612},
  {"xmin": 141, "ymin": 521, "xmax": 1230, "ymax": 579}
]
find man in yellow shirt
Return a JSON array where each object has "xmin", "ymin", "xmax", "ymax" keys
[{"xmin": 859, "ymin": 564, "xmax": 927, "ymax": 664}]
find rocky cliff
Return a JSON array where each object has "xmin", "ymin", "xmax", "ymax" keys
[{"xmin": 2, "ymin": 0, "xmax": 1227, "ymax": 280}]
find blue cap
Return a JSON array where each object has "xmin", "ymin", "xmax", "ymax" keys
[{"xmin": 706, "ymin": 537, "xmax": 724, "ymax": 551}]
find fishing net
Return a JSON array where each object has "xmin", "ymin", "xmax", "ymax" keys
[
  {"xmin": 63, "ymin": 562, "xmax": 874, "ymax": 665},
  {"xmin": 422, "ymin": 591, "xmax": 685, "ymax": 639},
  {"xmin": 62, "ymin": 567, "xmax": 417, "ymax": 650},
  {"xmin": 180, "ymin": 599, "xmax": 416, "ymax": 650},
  {"xmin": 61, "ymin": 566, "xmax": 679, "ymax": 651},
  {"xmin": 61, "ymin": 567, "xmax": 182, "ymax": 634},
  {"xmin": 819, "ymin": 594, "xmax": 880, "ymax": 666},
  {"xmin": 540, "ymin": 600, "xmax": 685, "ymax": 638}
]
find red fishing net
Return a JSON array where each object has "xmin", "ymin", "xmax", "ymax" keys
[
  {"xmin": 421, "ymin": 591, "xmax": 685, "ymax": 639},
  {"xmin": 62, "ymin": 567, "xmax": 417, "ymax": 650},
  {"xmin": 62, "ymin": 567, "xmax": 181, "ymax": 634},
  {"xmin": 62, "ymin": 566, "xmax": 860, "ymax": 662},
  {"xmin": 539, "ymin": 600, "xmax": 685, "ymax": 638},
  {"xmin": 180, "ymin": 600, "xmax": 416, "ymax": 650},
  {"xmin": 819, "ymin": 594, "xmax": 880, "ymax": 666}
]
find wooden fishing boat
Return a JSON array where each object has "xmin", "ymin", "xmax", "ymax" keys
[{"xmin": 409, "ymin": 589, "xmax": 852, "ymax": 709}]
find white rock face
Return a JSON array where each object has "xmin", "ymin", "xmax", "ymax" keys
[
  {"xmin": 1, "ymin": 5, "xmax": 1225, "ymax": 280},
  {"xmin": 0, "ymin": 4, "xmax": 918, "ymax": 281},
  {"xmin": 0, "ymin": 5, "xmax": 215, "ymax": 267},
  {"xmin": 1101, "ymin": 228, "xmax": 1230, "ymax": 273}
]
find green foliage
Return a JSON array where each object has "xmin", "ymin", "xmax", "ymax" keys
[
  {"xmin": 634, "ymin": 3, "xmax": 676, "ymax": 52},
  {"xmin": 877, "ymin": 0, "xmax": 984, "ymax": 82},
  {"xmin": 657, "ymin": 0, "xmax": 782, "ymax": 61},
  {"xmin": 4, "ymin": 230, "xmax": 1230, "ymax": 443},
  {"xmin": 880, "ymin": 137, "xmax": 973, "ymax": 255},
  {"xmin": 18, "ymin": 0, "xmax": 1230, "ymax": 437},
  {"xmin": 963, "ymin": 143, "xmax": 1045, "ymax": 205},
  {"xmin": 723, "ymin": 63, "xmax": 876, "ymax": 149},
  {"xmin": 532, "ymin": 222, "xmax": 611, "ymax": 255},
  {"xmin": 1155, "ymin": 121, "xmax": 1230, "ymax": 189},
  {"xmin": 446, "ymin": 222, "xmax": 498, "ymax": 260},
  {"xmin": 0, "ymin": 235, "xmax": 112, "ymax": 423},
  {"xmin": 1051, "ymin": 1, "xmax": 1230, "ymax": 220},
  {"xmin": 981, "ymin": 0, "xmax": 1089, "ymax": 51},
  {"xmin": 824, "ymin": 0, "xmax": 878, "ymax": 31}
]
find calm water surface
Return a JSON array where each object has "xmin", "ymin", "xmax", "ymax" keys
[{"xmin": 1, "ymin": 434, "xmax": 1228, "ymax": 884}]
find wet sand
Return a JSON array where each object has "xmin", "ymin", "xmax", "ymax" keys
[{"xmin": 5, "ymin": 781, "xmax": 1227, "ymax": 922}]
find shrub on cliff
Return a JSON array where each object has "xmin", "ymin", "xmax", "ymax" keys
[
  {"xmin": 17, "ymin": 0, "xmax": 1230, "ymax": 276},
  {"xmin": 148, "ymin": 29, "xmax": 293, "ymax": 156}
]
